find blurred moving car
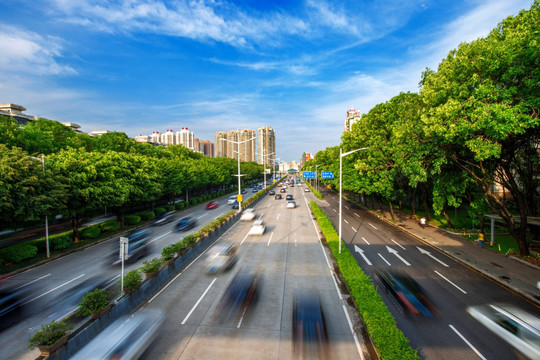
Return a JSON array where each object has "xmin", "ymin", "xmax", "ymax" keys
[
  {"xmin": 376, "ymin": 270, "xmax": 437, "ymax": 317},
  {"xmin": 277, "ymin": 183, "xmax": 282, "ymax": 187},
  {"xmin": 227, "ymin": 196, "xmax": 237, "ymax": 205},
  {"xmin": 286, "ymin": 194, "xmax": 293, "ymax": 200},
  {"xmin": 205, "ymin": 243, "xmax": 238, "ymax": 274},
  {"xmin": 280, "ymin": 188, "xmax": 286, "ymax": 193},
  {"xmin": 232, "ymin": 201, "xmax": 240, "ymax": 209},
  {"xmin": 268, "ymin": 190, "xmax": 275, "ymax": 195},
  {"xmin": 240, "ymin": 208, "xmax": 256, "ymax": 221},
  {"xmin": 206, "ymin": 200, "xmax": 219, "ymax": 210},
  {"xmin": 468, "ymin": 304, "xmax": 540, "ymax": 359},
  {"xmin": 0, "ymin": 283, "xmax": 35, "ymax": 332},
  {"xmin": 305, "ymin": 188, "xmax": 310, "ymax": 192},
  {"xmin": 152, "ymin": 211, "xmax": 175, "ymax": 226},
  {"xmin": 241, "ymin": 189, "xmax": 247, "ymax": 194},
  {"xmin": 275, "ymin": 194, "xmax": 282, "ymax": 200},
  {"xmin": 248, "ymin": 220, "xmax": 266, "ymax": 235},
  {"xmin": 252, "ymin": 187, "xmax": 258, "ymax": 193},
  {"xmin": 71, "ymin": 309, "xmax": 164, "ymax": 360},
  {"xmin": 292, "ymin": 289, "xmax": 330, "ymax": 359},
  {"xmin": 215, "ymin": 269, "xmax": 261, "ymax": 324},
  {"xmin": 112, "ymin": 229, "xmax": 151, "ymax": 266},
  {"xmin": 175, "ymin": 217, "xmax": 197, "ymax": 231},
  {"xmin": 287, "ymin": 201, "xmax": 296, "ymax": 209}
]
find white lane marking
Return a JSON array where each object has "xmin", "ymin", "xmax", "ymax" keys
[
  {"xmin": 390, "ymin": 239, "xmax": 405, "ymax": 250},
  {"xmin": 354, "ymin": 245, "xmax": 372, "ymax": 266},
  {"xmin": 386, "ymin": 246, "xmax": 410, "ymax": 266},
  {"xmin": 267, "ymin": 203, "xmax": 270, "ymax": 208},
  {"xmin": 240, "ymin": 232, "xmax": 250, "ymax": 245},
  {"xmin": 197, "ymin": 213, "xmax": 208, "ymax": 219},
  {"xmin": 362, "ymin": 237, "xmax": 370, "ymax": 245},
  {"xmin": 368, "ymin": 223, "xmax": 377, "ymax": 230},
  {"xmin": 181, "ymin": 278, "xmax": 217, "ymax": 324},
  {"xmin": 435, "ymin": 271, "xmax": 467, "ymax": 294},
  {"xmin": 449, "ymin": 325, "xmax": 486, "ymax": 360},
  {"xmin": 344, "ymin": 205, "xmax": 350, "ymax": 209},
  {"xmin": 352, "ymin": 227, "xmax": 357, "ymax": 232},
  {"xmin": 27, "ymin": 274, "xmax": 86, "ymax": 304},
  {"xmin": 378, "ymin": 253, "xmax": 391, "ymax": 266},
  {"xmin": 354, "ymin": 213, "xmax": 360, "ymax": 217},
  {"xmin": 276, "ymin": 213, "xmax": 280, "ymax": 221},
  {"xmin": 332, "ymin": 208, "xmax": 337, "ymax": 212},
  {"xmin": 267, "ymin": 232, "xmax": 274, "ymax": 246},
  {"xmin": 417, "ymin": 246, "xmax": 449, "ymax": 267},
  {"xmin": 14, "ymin": 273, "xmax": 51, "ymax": 290},
  {"xmin": 149, "ymin": 231, "xmax": 171, "ymax": 244},
  {"xmin": 344, "ymin": 219, "xmax": 349, "ymax": 224}
]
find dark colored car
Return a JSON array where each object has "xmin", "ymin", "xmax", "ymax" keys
[
  {"xmin": 206, "ymin": 200, "xmax": 219, "ymax": 210},
  {"xmin": 286, "ymin": 194, "xmax": 293, "ymax": 200},
  {"xmin": 232, "ymin": 201, "xmax": 240, "ymax": 209},
  {"xmin": 176, "ymin": 217, "xmax": 197, "ymax": 231},
  {"xmin": 268, "ymin": 190, "xmax": 275, "ymax": 195},
  {"xmin": 152, "ymin": 211, "xmax": 175, "ymax": 226},
  {"xmin": 0, "ymin": 284, "xmax": 35, "ymax": 332},
  {"xmin": 112, "ymin": 229, "xmax": 151, "ymax": 265},
  {"xmin": 292, "ymin": 289, "xmax": 330, "ymax": 359},
  {"xmin": 376, "ymin": 270, "xmax": 437, "ymax": 317},
  {"xmin": 215, "ymin": 269, "xmax": 261, "ymax": 324},
  {"xmin": 252, "ymin": 187, "xmax": 258, "ymax": 193},
  {"xmin": 241, "ymin": 189, "xmax": 247, "ymax": 194},
  {"xmin": 280, "ymin": 188, "xmax": 286, "ymax": 193},
  {"xmin": 275, "ymin": 194, "xmax": 282, "ymax": 200}
]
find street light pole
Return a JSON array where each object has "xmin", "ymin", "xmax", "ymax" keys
[
  {"xmin": 339, "ymin": 147, "xmax": 368, "ymax": 254},
  {"xmin": 315, "ymin": 164, "xmax": 320, "ymax": 193},
  {"xmin": 29, "ymin": 154, "xmax": 50, "ymax": 258}
]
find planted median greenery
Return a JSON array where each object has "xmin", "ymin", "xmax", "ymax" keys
[{"xmin": 310, "ymin": 201, "xmax": 418, "ymax": 360}]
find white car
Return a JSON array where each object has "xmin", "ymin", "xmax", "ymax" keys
[
  {"xmin": 304, "ymin": 187, "xmax": 310, "ymax": 192},
  {"xmin": 467, "ymin": 304, "xmax": 540, "ymax": 359},
  {"xmin": 248, "ymin": 220, "xmax": 266, "ymax": 235},
  {"xmin": 227, "ymin": 195, "xmax": 237, "ymax": 205},
  {"xmin": 287, "ymin": 201, "xmax": 296, "ymax": 209},
  {"xmin": 240, "ymin": 208, "xmax": 256, "ymax": 221},
  {"xmin": 205, "ymin": 243, "xmax": 238, "ymax": 274}
]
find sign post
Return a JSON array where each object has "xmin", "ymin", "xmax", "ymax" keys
[{"xmin": 120, "ymin": 237, "xmax": 129, "ymax": 295}]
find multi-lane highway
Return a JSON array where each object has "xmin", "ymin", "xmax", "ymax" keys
[
  {"xmin": 317, "ymin": 186, "xmax": 540, "ymax": 360},
  {"xmin": 0, "ymin": 183, "xmax": 367, "ymax": 359}
]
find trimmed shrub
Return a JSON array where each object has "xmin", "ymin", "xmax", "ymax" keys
[
  {"xmin": 120, "ymin": 269, "xmax": 142, "ymax": 294},
  {"xmin": 175, "ymin": 202, "xmax": 185, "ymax": 210},
  {"xmin": 75, "ymin": 288, "xmax": 110, "ymax": 317},
  {"xmin": 51, "ymin": 235, "xmax": 73, "ymax": 250},
  {"xmin": 163, "ymin": 205, "xmax": 175, "ymax": 212},
  {"xmin": 30, "ymin": 238, "xmax": 47, "ymax": 254},
  {"xmin": 101, "ymin": 220, "xmax": 121, "ymax": 233},
  {"xmin": 154, "ymin": 207, "xmax": 166, "ymax": 216},
  {"xmin": 161, "ymin": 245, "xmax": 176, "ymax": 261},
  {"xmin": 124, "ymin": 215, "xmax": 141, "ymax": 225},
  {"xmin": 0, "ymin": 243, "xmax": 38, "ymax": 264},
  {"xmin": 80, "ymin": 225, "xmax": 101, "ymax": 240},
  {"xmin": 141, "ymin": 257, "xmax": 163, "ymax": 275},
  {"xmin": 28, "ymin": 320, "xmax": 73, "ymax": 349},
  {"xmin": 136, "ymin": 211, "xmax": 155, "ymax": 220},
  {"xmin": 183, "ymin": 234, "xmax": 197, "ymax": 246}
]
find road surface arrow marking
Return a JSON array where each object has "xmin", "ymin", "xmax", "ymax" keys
[
  {"xmin": 354, "ymin": 245, "xmax": 372, "ymax": 265},
  {"xmin": 386, "ymin": 246, "xmax": 410, "ymax": 266},
  {"xmin": 417, "ymin": 246, "xmax": 449, "ymax": 267}
]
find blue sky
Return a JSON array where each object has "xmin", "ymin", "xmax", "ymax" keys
[{"xmin": 0, "ymin": 0, "xmax": 533, "ymax": 162}]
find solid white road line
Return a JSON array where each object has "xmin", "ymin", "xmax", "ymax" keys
[
  {"xmin": 197, "ymin": 213, "xmax": 208, "ymax": 219},
  {"xmin": 449, "ymin": 324, "xmax": 486, "ymax": 360},
  {"xmin": 362, "ymin": 237, "xmax": 370, "ymax": 245},
  {"xmin": 181, "ymin": 278, "xmax": 217, "ymax": 325},
  {"xmin": 267, "ymin": 232, "xmax": 274, "ymax": 246},
  {"xmin": 149, "ymin": 231, "xmax": 171, "ymax": 244},
  {"xmin": 27, "ymin": 274, "xmax": 86, "ymax": 304},
  {"xmin": 378, "ymin": 253, "xmax": 391, "ymax": 266},
  {"xmin": 240, "ymin": 232, "xmax": 250, "ymax": 245},
  {"xmin": 14, "ymin": 273, "xmax": 51, "ymax": 290},
  {"xmin": 390, "ymin": 239, "xmax": 405, "ymax": 250},
  {"xmin": 435, "ymin": 271, "xmax": 467, "ymax": 294},
  {"xmin": 276, "ymin": 213, "xmax": 280, "ymax": 221}
]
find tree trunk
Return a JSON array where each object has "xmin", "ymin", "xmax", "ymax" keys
[
  {"xmin": 398, "ymin": 194, "xmax": 403, "ymax": 210},
  {"xmin": 410, "ymin": 187, "xmax": 418, "ymax": 216},
  {"xmin": 388, "ymin": 200, "xmax": 396, "ymax": 221},
  {"xmin": 71, "ymin": 215, "xmax": 80, "ymax": 243},
  {"xmin": 442, "ymin": 204, "xmax": 454, "ymax": 229},
  {"xmin": 116, "ymin": 208, "xmax": 125, "ymax": 228},
  {"xmin": 421, "ymin": 183, "xmax": 431, "ymax": 221}
]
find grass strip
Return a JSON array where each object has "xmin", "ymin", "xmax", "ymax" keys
[{"xmin": 310, "ymin": 201, "xmax": 419, "ymax": 360}]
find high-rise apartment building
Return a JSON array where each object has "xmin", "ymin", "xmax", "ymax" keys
[
  {"xmin": 160, "ymin": 129, "xmax": 176, "ymax": 146},
  {"xmin": 345, "ymin": 109, "xmax": 361, "ymax": 132},
  {"xmin": 214, "ymin": 129, "xmax": 255, "ymax": 161},
  {"xmin": 214, "ymin": 131, "xmax": 228, "ymax": 157},
  {"xmin": 198, "ymin": 140, "xmax": 215, "ymax": 157},
  {"xmin": 176, "ymin": 127, "xmax": 194, "ymax": 150},
  {"xmin": 151, "ymin": 131, "xmax": 161, "ymax": 143},
  {"xmin": 257, "ymin": 126, "xmax": 276, "ymax": 168}
]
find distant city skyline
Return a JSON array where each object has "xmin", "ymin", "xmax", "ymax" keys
[{"xmin": 0, "ymin": 1, "xmax": 532, "ymax": 162}]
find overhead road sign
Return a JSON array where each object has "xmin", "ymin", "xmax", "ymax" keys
[
  {"xmin": 321, "ymin": 171, "xmax": 334, "ymax": 179},
  {"xmin": 302, "ymin": 171, "xmax": 316, "ymax": 179}
]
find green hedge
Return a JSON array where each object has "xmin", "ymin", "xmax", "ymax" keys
[
  {"xmin": 80, "ymin": 225, "xmax": 101, "ymax": 239},
  {"xmin": 0, "ymin": 243, "xmax": 38, "ymax": 264},
  {"xmin": 120, "ymin": 269, "xmax": 143, "ymax": 294},
  {"xmin": 310, "ymin": 201, "xmax": 418, "ymax": 360},
  {"xmin": 175, "ymin": 202, "xmax": 185, "ymax": 210},
  {"xmin": 154, "ymin": 207, "xmax": 166, "ymax": 216},
  {"xmin": 100, "ymin": 220, "xmax": 121, "ymax": 233},
  {"xmin": 136, "ymin": 211, "xmax": 155, "ymax": 220},
  {"xmin": 51, "ymin": 235, "xmax": 73, "ymax": 250},
  {"xmin": 124, "ymin": 215, "xmax": 141, "ymax": 225},
  {"xmin": 163, "ymin": 205, "xmax": 175, "ymax": 212}
]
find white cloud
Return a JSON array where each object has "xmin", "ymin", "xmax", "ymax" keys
[{"xmin": 0, "ymin": 25, "xmax": 76, "ymax": 75}]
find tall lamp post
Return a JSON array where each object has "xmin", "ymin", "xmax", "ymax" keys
[
  {"xmin": 257, "ymin": 150, "xmax": 275, "ymax": 189},
  {"xmin": 315, "ymin": 164, "xmax": 320, "ymax": 193},
  {"xmin": 339, "ymin": 147, "xmax": 368, "ymax": 254},
  {"xmin": 29, "ymin": 154, "xmax": 50, "ymax": 258},
  {"xmin": 220, "ymin": 136, "xmax": 256, "ymax": 212}
]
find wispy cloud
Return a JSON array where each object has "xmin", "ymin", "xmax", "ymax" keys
[{"xmin": 0, "ymin": 25, "xmax": 76, "ymax": 75}]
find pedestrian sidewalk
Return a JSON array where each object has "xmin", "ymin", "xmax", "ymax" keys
[{"xmin": 365, "ymin": 203, "xmax": 540, "ymax": 307}]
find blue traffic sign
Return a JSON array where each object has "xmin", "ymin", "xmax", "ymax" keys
[
  {"xmin": 302, "ymin": 171, "xmax": 316, "ymax": 179},
  {"xmin": 321, "ymin": 171, "xmax": 335, "ymax": 179}
]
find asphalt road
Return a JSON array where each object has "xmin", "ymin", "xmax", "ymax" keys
[
  {"xmin": 317, "ymin": 187, "xmax": 540, "ymax": 360},
  {"xmin": 0, "ymin": 189, "xmax": 261, "ymax": 360}
]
